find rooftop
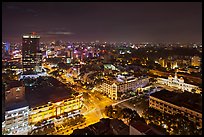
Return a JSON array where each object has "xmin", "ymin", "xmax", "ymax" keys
[
  {"xmin": 6, "ymin": 80, "xmax": 23, "ymax": 90},
  {"xmin": 25, "ymin": 76, "xmax": 76, "ymax": 108},
  {"xmin": 130, "ymin": 120, "xmax": 163, "ymax": 135},
  {"xmin": 71, "ymin": 118, "xmax": 128, "ymax": 135},
  {"xmin": 5, "ymin": 100, "xmax": 28, "ymax": 112},
  {"xmin": 110, "ymin": 118, "xmax": 129, "ymax": 135},
  {"xmin": 72, "ymin": 127, "xmax": 95, "ymax": 135},
  {"xmin": 150, "ymin": 89, "xmax": 202, "ymax": 113},
  {"xmin": 23, "ymin": 33, "xmax": 40, "ymax": 38},
  {"xmin": 104, "ymin": 74, "xmax": 147, "ymax": 85}
]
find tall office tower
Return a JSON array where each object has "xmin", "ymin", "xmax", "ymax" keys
[
  {"xmin": 66, "ymin": 48, "xmax": 74, "ymax": 64},
  {"xmin": 22, "ymin": 33, "xmax": 42, "ymax": 75}
]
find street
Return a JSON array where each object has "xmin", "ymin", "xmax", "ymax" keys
[{"xmin": 39, "ymin": 64, "xmax": 158, "ymax": 134}]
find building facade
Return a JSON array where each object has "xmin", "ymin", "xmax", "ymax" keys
[
  {"xmin": 156, "ymin": 72, "xmax": 201, "ymax": 94},
  {"xmin": 4, "ymin": 105, "xmax": 29, "ymax": 135},
  {"xmin": 4, "ymin": 80, "xmax": 29, "ymax": 135},
  {"xmin": 3, "ymin": 78, "xmax": 83, "ymax": 135},
  {"xmin": 101, "ymin": 74, "xmax": 149, "ymax": 100},
  {"xmin": 29, "ymin": 93, "xmax": 83, "ymax": 124},
  {"xmin": 22, "ymin": 33, "xmax": 42, "ymax": 75},
  {"xmin": 3, "ymin": 92, "xmax": 83, "ymax": 135},
  {"xmin": 149, "ymin": 90, "xmax": 202, "ymax": 128},
  {"xmin": 66, "ymin": 49, "xmax": 74, "ymax": 64}
]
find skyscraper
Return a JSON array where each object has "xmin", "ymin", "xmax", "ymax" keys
[{"xmin": 22, "ymin": 33, "xmax": 42, "ymax": 75}]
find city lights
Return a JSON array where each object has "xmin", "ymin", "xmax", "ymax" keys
[{"xmin": 2, "ymin": 2, "xmax": 202, "ymax": 136}]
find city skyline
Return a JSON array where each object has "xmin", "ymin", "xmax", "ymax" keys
[
  {"xmin": 2, "ymin": 3, "xmax": 202, "ymax": 135},
  {"xmin": 2, "ymin": 2, "xmax": 202, "ymax": 43}
]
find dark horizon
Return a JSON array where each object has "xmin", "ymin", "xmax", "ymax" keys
[{"xmin": 2, "ymin": 2, "xmax": 202, "ymax": 43}]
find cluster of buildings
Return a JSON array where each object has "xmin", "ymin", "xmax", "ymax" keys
[
  {"xmin": 2, "ymin": 77, "xmax": 83, "ymax": 135},
  {"xmin": 2, "ymin": 33, "xmax": 202, "ymax": 135},
  {"xmin": 158, "ymin": 55, "xmax": 201, "ymax": 72},
  {"xmin": 22, "ymin": 33, "xmax": 42, "ymax": 75},
  {"xmin": 156, "ymin": 72, "xmax": 201, "ymax": 94},
  {"xmin": 100, "ymin": 72, "xmax": 149, "ymax": 100},
  {"xmin": 45, "ymin": 41, "xmax": 102, "ymax": 64},
  {"xmin": 149, "ymin": 89, "xmax": 202, "ymax": 128},
  {"xmin": 2, "ymin": 33, "xmax": 84, "ymax": 135},
  {"xmin": 71, "ymin": 118, "xmax": 162, "ymax": 135},
  {"xmin": 2, "ymin": 80, "xmax": 29, "ymax": 135}
]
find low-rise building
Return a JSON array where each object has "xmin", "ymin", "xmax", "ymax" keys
[
  {"xmin": 25, "ymin": 77, "xmax": 83, "ymax": 124},
  {"xmin": 5, "ymin": 81, "xmax": 25, "ymax": 102},
  {"xmin": 3, "ymin": 77, "xmax": 83, "ymax": 135},
  {"xmin": 4, "ymin": 101, "xmax": 29, "ymax": 135},
  {"xmin": 4, "ymin": 80, "xmax": 29, "ymax": 135},
  {"xmin": 156, "ymin": 72, "xmax": 201, "ymax": 94},
  {"xmin": 110, "ymin": 118, "xmax": 129, "ymax": 135},
  {"xmin": 129, "ymin": 120, "xmax": 163, "ymax": 135},
  {"xmin": 149, "ymin": 90, "xmax": 202, "ymax": 128},
  {"xmin": 101, "ymin": 72, "xmax": 149, "ymax": 100}
]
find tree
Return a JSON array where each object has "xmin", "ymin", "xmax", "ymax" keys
[
  {"xmin": 114, "ymin": 106, "xmax": 123, "ymax": 119},
  {"xmin": 122, "ymin": 108, "xmax": 133, "ymax": 123},
  {"xmin": 104, "ymin": 105, "xmax": 113, "ymax": 118},
  {"xmin": 191, "ymin": 88, "xmax": 196, "ymax": 93},
  {"xmin": 130, "ymin": 110, "xmax": 140, "ymax": 120}
]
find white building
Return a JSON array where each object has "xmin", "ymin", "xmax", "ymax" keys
[
  {"xmin": 149, "ymin": 90, "xmax": 202, "ymax": 128},
  {"xmin": 2, "ymin": 78, "xmax": 84, "ymax": 135},
  {"xmin": 101, "ymin": 73, "xmax": 149, "ymax": 100},
  {"xmin": 156, "ymin": 72, "xmax": 201, "ymax": 94},
  {"xmin": 4, "ymin": 104, "xmax": 29, "ymax": 135},
  {"xmin": 3, "ymin": 80, "xmax": 30, "ymax": 135}
]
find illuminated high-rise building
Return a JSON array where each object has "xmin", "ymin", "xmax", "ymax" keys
[
  {"xmin": 22, "ymin": 33, "xmax": 42, "ymax": 75},
  {"xmin": 66, "ymin": 49, "xmax": 74, "ymax": 64}
]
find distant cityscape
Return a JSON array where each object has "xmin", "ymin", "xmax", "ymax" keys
[
  {"xmin": 2, "ymin": 2, "xmax": 202, "ymax": 136},
  {"xmin": 2, "ymin": 33, "xmax": 202, "ymax": 135}
]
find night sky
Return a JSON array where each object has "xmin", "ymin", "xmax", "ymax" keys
[{"xmin": 2, "ymin": 2, "xmax": 202, "ymax": 43}]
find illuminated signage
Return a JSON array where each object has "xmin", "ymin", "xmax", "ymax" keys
[
  {"xmin": 23, "ymin": 35, "xmax": 40, "ymax": 38},
  {"xmin": 23, "ymin": 36, "xmax": 29, "ymax": 38},
  {"xmin": 31, "ymin": 36, "xmax": 40, "ymax": 38}
]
